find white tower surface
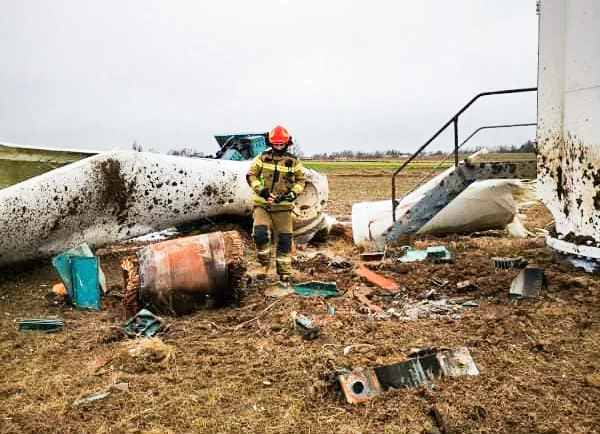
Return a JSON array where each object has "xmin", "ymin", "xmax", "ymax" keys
[{"xmin": 537, "ymin": 0, "xmax": 600, "ymax": 262}]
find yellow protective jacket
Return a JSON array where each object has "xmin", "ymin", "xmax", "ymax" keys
[{"xmin": 246, "ymin": 149, "xmax": 306, "ymax": 210}]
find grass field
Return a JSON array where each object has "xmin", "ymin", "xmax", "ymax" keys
[
  {"xmin": 304, "ymin": 153, "xmax": 535, "ymax": 172},
  {"xmin": 0, "ymin": 146, "xmax": 92, "ymax": 189},
  {"xmin": 0, "ymin": 151, "xmax": 536, "ymax": 189}
]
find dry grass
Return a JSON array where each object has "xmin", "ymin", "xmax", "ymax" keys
[{"xmin": 1, "ymin": 169, "xmax": 599, "ymax": 434}]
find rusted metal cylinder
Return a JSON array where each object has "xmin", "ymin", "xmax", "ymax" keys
[{"xmin": 121, "ymin": 231, "xmax": 244, "ymax": 316}]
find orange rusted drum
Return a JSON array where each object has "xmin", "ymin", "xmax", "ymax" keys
[{"xmin": 125, "ymin": 231, "xmax": 244, "ymax": 316}]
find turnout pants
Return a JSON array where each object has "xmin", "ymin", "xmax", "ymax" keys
[{"xmin": 252, "ymin": 206, "xmax": 293, "ymax": 277}]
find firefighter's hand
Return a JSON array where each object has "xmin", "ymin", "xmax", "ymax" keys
[
  {"xmin": 281, "ymin": 191, "xmax": 297, "ymax": 202},
  {"xmin": 258, "ymin": 187, "xmax": 271, "ymax": 199},
  {"xmin": 267, "ymin": 193, "xmax": 277, "ymax": 204}
]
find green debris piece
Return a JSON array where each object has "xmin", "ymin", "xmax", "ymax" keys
[
  {"xmin": 123, "ymin": 309, "xmax": 164, "ymax": 338},
  {"xmin": 72, "ymin": 391, "xmax": 111, "ymax": 407},
  {"xmin": 293, "ymin": 315, "xmax": 320, "ymax": 340},
  {"xmin": 398, "ymin": 246, "xmax": 452, "ymax": 263},
  {"xmin": 425, "ymin": 246, "xmax": 452, "ymax": 263},
  {"xmin": 18, "ymin": 318, "xmax": 64, "ymax": 333},
  {"xmin": 294, "ymin": 281, "xmax": 339, "ymax": 298},
  {"xmin": 326, "ymin": 303, "xmax": 337, "ymax": 315}
]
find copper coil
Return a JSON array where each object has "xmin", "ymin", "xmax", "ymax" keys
[
  {"xmin": 222, "ymin": 230, "xmax": 245, "ymax": 262},
  {"xmin": 120, "ymin": 255, "xmax": 141, "ymax": 319}
]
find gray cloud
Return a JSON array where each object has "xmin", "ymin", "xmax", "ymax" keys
[{"xmin": 0, "ymin": 0, "xmax": 538, "ymax": 155}]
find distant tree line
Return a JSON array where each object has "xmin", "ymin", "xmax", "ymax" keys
[
  {"xmin": 491, "ymin": 140, "xmax": 535, "ymax": 153},
  {"xmin": 167, "ymin": 148, "xmax": 205, "ymax": 158},
  {"xmin": 131, "ymin": 139, "xmax": 535, "ymax": 159},
  {"xmin": 308, "ymin": 140, "xmax": 535, "ymax": 159},
  {"xmin": 131, "ymin": 140, "xmax": 157, "ymax": 153},
  {"xmin": 131, "ymin": 141, "xmax": 205, "ymax": 157},
  {"xmin": 309, "ymin": 149, "xmax": 410, "ymax": 160},
  {"xmin": 460, "ymin": 140, "xmax": 535, "ymax": 154}
]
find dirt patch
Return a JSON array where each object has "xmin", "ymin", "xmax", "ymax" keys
[{"xmin": 96, "ymin": 158, "xmax": 136, "ymax": 225}]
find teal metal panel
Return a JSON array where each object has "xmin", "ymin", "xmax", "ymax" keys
[
  {"xmin": 18, "ymin": 318, "xmax": 64, "ymax": 333},
  {"xmin": 221, "ymin": 148, "xmax": 245, "ymax": 160},
  {"xmin": 123, "ymin": 309, "xmax": 163, "ymax": 337},
  {"xmin": 248, "ymin": 136, "xmax": 267, "ymax": 157},
  {"xmin": 294, "ymin": 281, "xmax": 339, "ymax": 297},
  {"xmin": 52, "ymin": 252, "xmax": 75, "ymax": 298},
  {"xmin": 71, "ymin": 256, "xmax": 101, "ymax": 310}
]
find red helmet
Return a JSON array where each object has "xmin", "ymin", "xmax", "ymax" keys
[{"xmin": 268, "ymin": 125, "xmax": 291, "ymax": 145}]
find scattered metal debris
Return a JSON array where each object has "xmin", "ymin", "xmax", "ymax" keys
[
  {"xmin": 360, "ymin": 251, "xmax": 385, "ymax": 262},
  {"xmin": 424, "ymin": 246, "xmax": 453, "ymax": 263},
  {"xmin": 72, "ymin": 391, "xmax": 111, "ymax": 407},
  {"xmin": 326, "ymin": 303, "xmax": 337, "ymax": 315},
  {"xmin": 52, "ymin": 243, "xmax": 104, "ymax": 310},
  {"xmin": 409, "ymin": 347, "xmax": 480, "ymax": 377},
  {"xmin": 338, "ymin": 368, "xmax": 383, "ymax": 404},
  {"xmin": 456, "ymin": 280, "xmax": 480, "ymax": 293},
  {"xmin": 294, "ymin": 281, "xmax": 339, "ymax": 297},
  {"xmin": 71, "ymin": 257, "xmax": 101, "ymax": 310},
  {"xmin": 509, "ymin": 265, "xmax": 546, "ymax": 298},
  {"xmin": 343, "ymin": 344, "xmax": 376, "ymax": 356},
  {"xmin": 375, "ymin": 297, "xmax": 471, "ymax": 320},
  {"xmin": 328, "ymin": 255, "xmax": 352, "ymax": 269},
  {"xmin": 375, "ymin": 358, "xmax": 428, "ymax": 389},
  {"xmin": 355, "ymin": 265, "xmax": 400, "ymax": 292},
  {"xmin": 122, "ymin": 309, "xmax": 164, "ymax": 338},
  {"xmin": 431, "ymin": 277, "xmax": 449, "ymax": 287},
  {"xmin": 564, "ymin": 255, "xmax": 600, "ymax": 273},
  {"xmin": 291, "ymin": 312, "xmax": 320, "ymax": 340},
  {"xmin": 338, "ymin": 347, "xmax": 479, "ymax": 403},
  {"xmin": 52, "ymin": 243, "xmax": 107, "ymax": 294},
  {"xmin": 385, "ymin": 245, "xmax": 452, "ymax": 263},
  {"xmin": 418, "ymin": 289, "xmax": 437, "ymax": 300},
  {"xmin": 18, "ymin": 318, "xmax": 64, "ymax": 333},
  {"xmin": 493, "ymin": 256, "xmax": 528, "ymax": 269}
]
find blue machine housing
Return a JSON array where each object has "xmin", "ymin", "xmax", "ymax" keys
[{"xmin": 214, "ymin": 133, "xmax": 268, "ymax": 160}]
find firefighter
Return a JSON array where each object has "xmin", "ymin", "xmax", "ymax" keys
[{"xmin": 246, "ymin": 125, "xmax": 305, "ymax": 281}]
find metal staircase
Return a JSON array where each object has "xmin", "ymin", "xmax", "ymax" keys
[{"xmin": 385, "ymin": 88, "xmax": 537, "ymax": 244}]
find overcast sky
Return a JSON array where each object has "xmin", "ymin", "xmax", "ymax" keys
[{"xmin": 0, "ymin": 0, "xmax": 538, "ymax": 155}]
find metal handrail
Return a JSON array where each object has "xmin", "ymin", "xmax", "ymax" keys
[
  {"xmin": 390, "ymin": 87, "xmax": 537, "ymax": 221},
  {"xmin": 398, "ymin": 122, "xmax": 537, "ymax": 201}
]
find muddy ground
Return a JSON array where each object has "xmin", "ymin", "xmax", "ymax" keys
[{"xmin": 1, "ymin": 169, "xmax": 599, "ymax": 434}]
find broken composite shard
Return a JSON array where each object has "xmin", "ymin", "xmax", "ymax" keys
[
  {"xmin": 352, "ymin": 154, "xmax": 537, "ymax": 246},
  {"xmin": 0, "ymin": 151, "xmax": 329, "ymax": 267},
  {"xmin": 339, "ymin": 347, "xmax": 479, "ymax": 404}
]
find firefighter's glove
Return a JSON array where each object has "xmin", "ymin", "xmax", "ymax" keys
[
  {"xmin": 258, "ymin": 187, "xmax": 271, "ymax": 199},
  {"xmin": 280, "ymin": 191, "xmax": 297, "ymax": 202}
]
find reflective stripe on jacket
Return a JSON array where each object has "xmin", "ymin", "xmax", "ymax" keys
[{"xmin": 246, "ymin": 149, "xmax": 306, "ymax": 210}]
